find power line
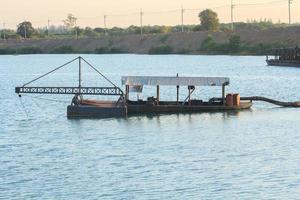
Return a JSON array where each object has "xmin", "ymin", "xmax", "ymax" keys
[
  {"xmin": 236, "ymin": 0, "xmax": 286, "ymax": 7},
  {"xmin": 145, "ymin": 9, "xmax": 180, "ymax": 15}
]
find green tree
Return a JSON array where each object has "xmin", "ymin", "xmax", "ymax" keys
[
  {"xmin": 198, "ymin": 9, "xmax": 220, "ymax": 31},
  {"xmin": 63, "ymin": 14, "xmax": 77, "ymax": 29},
  {"xmin": 228, "ymin": 35, "xmax": 241, "ymax": 53},
  {"xmin": 84, "ymin": 27, "xmax": 99, "ymax": 37},
  {"xmin": 17, "ymin": 21, "xmax": 35, "ymax": 38},
  {"xmin": 200, "ymin": 35, "xmax": 217, "ymax": 52}
]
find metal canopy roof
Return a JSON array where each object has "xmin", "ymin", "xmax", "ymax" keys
[{"xmin": 122, "ymin": 76, "xmax": 229, "ymax": 86}]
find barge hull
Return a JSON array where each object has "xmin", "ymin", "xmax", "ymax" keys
[
  {"xmin": 67, "ymin": 101, "xmax": 252, "ymax": 118},
  {"xmin": 127, "ymin": 102, "xmax": 252, "ymax": 115},
  {"xmin": 267, "ymin": 60, "xmax": 300, "ymax": 67}
]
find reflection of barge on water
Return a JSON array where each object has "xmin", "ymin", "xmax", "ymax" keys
[
  {"xmin": 266, "ymin": 47, "xmax": 300, "ymax": 67},
  {"xmin": 15, "ymin": 57, "xmax": 299, "ymax": 118}
]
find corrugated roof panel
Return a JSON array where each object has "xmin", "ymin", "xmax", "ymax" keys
[{"xmin": 121, "ymin": 76, "xmax": 229, "ymax": 86}]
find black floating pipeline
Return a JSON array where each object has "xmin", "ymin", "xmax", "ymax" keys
[
  {"xmin": 210, "ymin": 96, "xmax": 300, "ymax": 108},
  {"xmin": 240, "ymin": 96, "xmax": 300, "ymax": 108}
]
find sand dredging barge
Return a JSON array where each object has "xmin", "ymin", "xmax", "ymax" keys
[
  {"xmin": 15, "ymin": 57, "xmax": 300, "ymax": 118},
  {"xmin": 266, "ymin": 47, "xmax": 300, "ymax": 67}
]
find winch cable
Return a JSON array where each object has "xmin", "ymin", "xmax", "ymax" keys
[
  {"xmin": 28, "ymin": 95, "xmax": 42, "ymax": 108},
  {"xmin": 25, "ymin": 95, "xmax": 70, "ymax": 103},
  {"xmin": 18, "ymin": 97, "xmax": 29, "ymax": 118}
]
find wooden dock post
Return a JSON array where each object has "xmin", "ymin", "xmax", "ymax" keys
[
  {"xmin": 188, "ymin": 86, "xmax": 191, "ymax": 105},
  {"xmin": 156, "ymin": 85, "xmax": 160, "ymax": 105},
  {"xmin": 222, "ymin": 84, "xmax": 226, "ymax": 105},
  {"xmin": 176, "ymin": 85, "xmax": 179, "ymax": 104},
  {"xmin": 125, "ymin": 85, "xmax": 129, "ymax": 101}
]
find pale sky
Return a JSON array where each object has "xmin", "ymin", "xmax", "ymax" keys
[{"xmin": 1, "ymin": 0, "xmax": 300, "ymax": 29}]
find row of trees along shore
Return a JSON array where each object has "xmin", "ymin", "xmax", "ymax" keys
[
  {"xmin": 0, "ymin": 10, "xmax": 295, "ymax": 55},
  {"xmin": 0, "ymin": 10, "xmax": 296, "ymax": 40}
]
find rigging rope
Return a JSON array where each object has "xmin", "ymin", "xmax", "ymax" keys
[
  {"xmin": 18, "ymin": 97, "xmax": 29, "ymax": 118},
  {"xmin": 22, "ymin": 57, "xmax": 78, "ymax": 87},
  {"xmin": 25, "ymin": 95, "xmax": 70, "ymax": 103},
  {"xmin": 81, "ymin": 57, "xmax": 119, "ymax": 88},
  {"xmin": 20, "ymin": 56, "xmax": 120, "ymax": 89}
]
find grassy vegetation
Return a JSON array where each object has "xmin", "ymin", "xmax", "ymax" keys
[
  {"xmin": 49, "ymin": 46, "xmax": 76, "ymax": 54},
  {"xmin": 149, "ymin": 44, "xmax": 173, "ymax": 54},
  {"xmin": 0, "ymin": 46, "xmax": 42, "ymax": 54},
  {"xmin": 94, "ymin": 47, "xmax": 125, "ymax": 54},
  {"xmin": 198, "ymin": 35, "xmax": 288, "ymax": 55}
]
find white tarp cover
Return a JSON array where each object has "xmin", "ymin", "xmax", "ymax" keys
[
  {"xmin": 122, "ymin": 76, "xmax": 229, "ymax": 86},
  {"xmin": 129, "ymin": 85, "xmax": 143, "ymax": 93}
]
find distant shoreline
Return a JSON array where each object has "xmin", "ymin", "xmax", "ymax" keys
[{"xmin": 1, "ymin": 26, "xmax": 299, "ymax": 56}]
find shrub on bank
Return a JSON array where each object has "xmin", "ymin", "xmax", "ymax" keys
[
  {"xmin": 177, "ymin": 48, "xmax": 192, "ymax": 54},
  {"xmin": 149, "ymin": 44, "xmax": 173, "ymax": 54},
  {"xmin": 16, "ymin": 46, "xmax": 43, "ymax": 54},
  {"xmin": 0, "ymin": 48, "xmax": 17, "ymax": 55},
  {"xmin": 0, "ymin": 46, "xmax": 42, "ymax": 55},
  {"xmin": 199, "ymin": 34, "xmax": 282, "ymax": 55},
  {"xmin": 50, "ymin": 45, "xmax": 76, "ymax": 54},
  {"xmin": 94, "ymin": 46, "xmax": 125, "ymax": 54}
]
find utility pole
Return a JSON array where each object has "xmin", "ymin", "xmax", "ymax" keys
[
  {"xmin": 288, "ymin": 0, "xmax": 292, "ymax": 24},
  {"xmin": 24, "ymin": 22, "xmax": 27, "ymax": 39},
  {"xmin": 140, "ymin": 9, "xmax": 143, "ymax": 37},
  {"xmin": 75, "ymin": 20, "xmax": 78, "ymax": 39},
  {"xmin": 47, "ymin": 19, "xmax": 50, "ymax": 37},
  {"xmin": 231, "ymin": 0, "xmax": 234, "ymax": 31},
  {"xmin": 181, "ymin": 6, "xmax": 185, "ymax": 32},
  {"xmin": 104, "ymin": 15, "xmax": 107, "ymax": 35},
  {"xmin": 2, "ymin": 22, "xmax": 6, "ymax": 40}
]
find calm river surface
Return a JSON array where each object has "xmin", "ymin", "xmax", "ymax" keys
[{"xmin": 1, "ymin": 54, "xmax": 300, "ymax": 199}]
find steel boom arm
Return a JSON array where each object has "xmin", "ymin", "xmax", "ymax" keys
[{"xmin": 15, "ymin": 86, "xmax": 124, "ymax": 96}]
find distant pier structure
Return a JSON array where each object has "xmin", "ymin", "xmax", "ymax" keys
[{"xmin": 266, "ymin": 46, "xmax": 300, "ymax": 67}]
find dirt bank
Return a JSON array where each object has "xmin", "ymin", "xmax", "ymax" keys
[{"xmin": 0, "ymin": 26, "xmax": 299, "ymax": 54}]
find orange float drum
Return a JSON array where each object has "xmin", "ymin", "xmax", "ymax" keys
[
  {"xmin": 233, "ymin": 93, "xmax": 240, "ymax": 106},
  {"xmin": 226, "ymin": 94, "xmax": 234, "ymax": 107}
]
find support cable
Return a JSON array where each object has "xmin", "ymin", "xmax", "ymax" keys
[
  {"xmin": 80, "ymin": 57, "xmax": 119, "ymax": 88},
  {"xmin": 22, "ymin": 57, "xmax": 78, "ymax": 87}
]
